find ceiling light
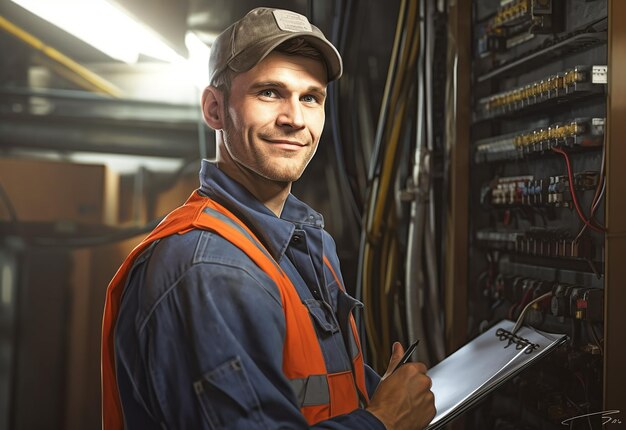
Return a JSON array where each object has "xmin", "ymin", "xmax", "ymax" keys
[
  {"xmin": 184, "ymin": 31, "xmax": 211, "ymax": 88},
  {"xmin": 12, "ymin": 0, "xmax": 185, "ymax": 64}
]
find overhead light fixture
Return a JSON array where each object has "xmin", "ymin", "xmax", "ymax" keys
[{"xmin": 11, "ymin": 0, "xmax": 185, "ymax": 64}]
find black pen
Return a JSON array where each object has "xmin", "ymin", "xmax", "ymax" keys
[{"xmin": 392, "ymin": 339, "xmax": 420, "ymax": 374}]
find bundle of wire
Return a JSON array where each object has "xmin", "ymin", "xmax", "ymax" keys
[
  {"xmin": 357, "ymin": 0, "xmax": 421, "ymax": 371},
  {"xmin": 552, "ymin": 146, "xmax": 606, "ymax": 235}
]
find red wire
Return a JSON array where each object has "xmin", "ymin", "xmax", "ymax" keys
[
  {"xmin": 518, "ymin": 283, "xmax": 535, "ymax": 309},
  {"xmin": 552, "ymin": 147, "xmax": 606, "ymax": 233}
]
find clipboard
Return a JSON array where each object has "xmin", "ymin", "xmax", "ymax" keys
[{"xmin": 425, "ymin": 320, "xmax": 568, "ymax": 430}]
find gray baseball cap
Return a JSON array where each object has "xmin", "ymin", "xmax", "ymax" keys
[{"xmin": 208, "ymin": 7, "xmax": 343, "ymax": 86}]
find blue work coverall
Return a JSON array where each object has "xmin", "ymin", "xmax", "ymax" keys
[{"xmin": 114, "ymin": 160, "xmax": 385, "ymax": 429}]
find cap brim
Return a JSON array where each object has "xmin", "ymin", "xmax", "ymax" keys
[{"xmin": 228, "ymin": 32, "xmax": 343, "ymax": 82}]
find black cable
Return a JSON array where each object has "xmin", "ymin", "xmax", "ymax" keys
[
  {"xmin": 339, "ymin": 0, "xmax": 354, "ymax": 53},
  {"xmin": 327, "ymin": 0, "xmax": 363, "ymax": 226},
  {"xmin": 328, "ymin": 87, "xmax": 362, "ymax": 225},
  {"xmin": 344, "ymin": 7, "xmax": 372, "ymax": 203},
  {"xmin": 14, "ymin": 217, "xmax": 163, "ymax": 248},
  {"xmin": 330, "ymin": 0, "xmax": 343, "ymax": 55},
  {"xmin": 337, "ymin": 0, "xmax": 364, "ymax": 207},
  {"xmin": 146, "ymin": 157, "xmax": 200, "ymax": 195}
]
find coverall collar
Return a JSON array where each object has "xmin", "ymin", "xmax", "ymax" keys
[{"xmin": 198, "ymin": 159, "xmax": 325, "ymax": 262}]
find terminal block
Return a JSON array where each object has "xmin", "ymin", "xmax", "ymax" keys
[
  {"xmin": 484, "ymin": 172, "xmax": 599, "ymax": 207},
  {"xmin": 477, "ymin": 0, "xmax": 564, "ymax": 56},
  {"xmin": 475, "ymin": 118, "xmax": 604, "ymax": 163},
  {"xmin": 476, "ymin": 65, "xmax": 607, "ymax": 120},
  {"xmin": 476, "ymin": 228, "xmax": 594, "ymax": 260}
]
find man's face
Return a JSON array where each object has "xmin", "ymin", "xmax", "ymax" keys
[{"xmin": 221, "ymin": 51, "xmax": 327, "ymax": 183}]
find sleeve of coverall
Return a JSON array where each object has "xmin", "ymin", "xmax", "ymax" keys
[
  {"xmin": 142, "ymin": 262, "xmax": 386, "ymax": 430},
  {"xmin": 364, "ymin": 364, "xmax": 382, "ymax": 398}
]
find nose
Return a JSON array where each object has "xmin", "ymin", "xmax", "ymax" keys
[{"xmin": 276, "ymin": 96, "xmax": 305, "ymax": 129}]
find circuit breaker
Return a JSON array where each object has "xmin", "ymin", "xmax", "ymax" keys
[{"xmin": 467, "ymin": 0, "xmax": 607, "ymax": 428}]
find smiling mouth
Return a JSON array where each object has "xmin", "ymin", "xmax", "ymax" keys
[
  {"xmin": 263, "ymin": 138, "xmax": 308, "ymax": 151},
  {"xmin": 266, "ymin": 139, "xmax": 305, "ymax": 146}
]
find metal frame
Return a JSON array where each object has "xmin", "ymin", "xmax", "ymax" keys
[
  {"xmin": 0, "ymin": 88, "xmax": 210, "ymax": 158},
  {"xmin": 604, "ymin": 0, "xmax": 626, "ymax": 412},
  {"xmin": 444, "ymin": 0, "xmax": 470, "ymax": 355}
]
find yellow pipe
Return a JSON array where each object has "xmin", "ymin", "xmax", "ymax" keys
[
  {"xmin": 371, "ymin": 96, "xmax": 407, "ymax": 234},
  {"xmin": 371, "ymin": 16, "xmax": 420, "ymax": 237},
  {"xmin": 380, "ymin": 219, "xmax": 398, "ymax": 360},
  {"xmin": 386, "ymin": 0, "xmax": 419, "ymax": 123},
  {"xmin": 0, "ymin": 15, "xmax": 123, "ymax": 97}
]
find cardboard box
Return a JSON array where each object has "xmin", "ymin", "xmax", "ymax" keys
[
  {"xmin": 152, "ymin": 171, "xmax": 198, "ymax": 219},
  {"xmin": 0, "ymin": 157, "xmax": 119, "ymax": 225}
]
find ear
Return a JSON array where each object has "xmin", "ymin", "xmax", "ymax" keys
[{"xmin": 201, "ymin": 86, "xmax": 224, "ymax": 130}]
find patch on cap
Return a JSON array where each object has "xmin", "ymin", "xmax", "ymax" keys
[{"xmin": 272, "ymin": 9, "xmax": 312, "ymax": 33}]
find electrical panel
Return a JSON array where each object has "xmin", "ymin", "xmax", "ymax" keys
[{"xmin": 468, "ymin": 0, "xmax": 606, "ymax": 428}]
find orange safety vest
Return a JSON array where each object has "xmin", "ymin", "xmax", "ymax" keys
[{"xmin": 101, "ymin": 191, "xmax": 369, "ymax": 429}]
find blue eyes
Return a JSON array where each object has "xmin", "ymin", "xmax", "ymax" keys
[
  {"xmin": 301, "ymin": 95, "xmax": 317, "ymax": 103},
  {"xmin": 260, "ymin": 89, "xmax": 276, "ymax": 98},
  {"xmin": 258, "ymin": 90, "xmax": 319, "ymax": 103}
]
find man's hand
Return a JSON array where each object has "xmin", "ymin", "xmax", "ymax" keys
[{"xmin": 366, "ymin": 342, "xmax": 436, "ymax": 430}]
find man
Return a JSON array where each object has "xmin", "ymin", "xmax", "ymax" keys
[{"xmin": 102, "ymin": 7, "xmax": 435, "ymax": 430}]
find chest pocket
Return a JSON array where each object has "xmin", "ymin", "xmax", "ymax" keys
[
  {"xmin": 303, "ymin": 299, "xmax": 340, "ymax": 335},
  {"xmin": 281, "ymin": 257, "xmax": 352, "ymax": 374}
]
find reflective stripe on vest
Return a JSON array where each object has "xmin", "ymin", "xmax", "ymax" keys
[
  {"xmin": 101, "ymin": 191, "xmax": 369, "ymax": 429},
  {"xmin": 289, "ymin": 374, "xmax": 330, "ymax": 406}
]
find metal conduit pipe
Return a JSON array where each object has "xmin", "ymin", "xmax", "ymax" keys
[
  {"xmin": 405, "ymin": 0, "xmax": 428, "ymax": 365},
  {"xmin": 405, "ymin": 156, "xmax": 429, "ymax": 364},
  {"xmin": 423, "ymin": 0, "xmax": 446, "ymax": 362},
  {"xmin": 425, "ymin": 206, "xmax": 446, "ymax": 361},
  {"xmin": 0, "ymin": 16, "xmax": 122, "ymax": 97}
]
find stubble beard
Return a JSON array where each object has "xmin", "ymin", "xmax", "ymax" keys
[{"xmin": 221, "ymin": 106, "xmax": 315, "ymax": 183}]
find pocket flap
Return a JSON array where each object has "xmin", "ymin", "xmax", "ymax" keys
[
  {"xmin": 194, "ymin": 357, "xmax": 261, "ymax": 415},
  {"xmin": 303, "ymin": 299, "xmax": 339, "ymax": 334}
]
